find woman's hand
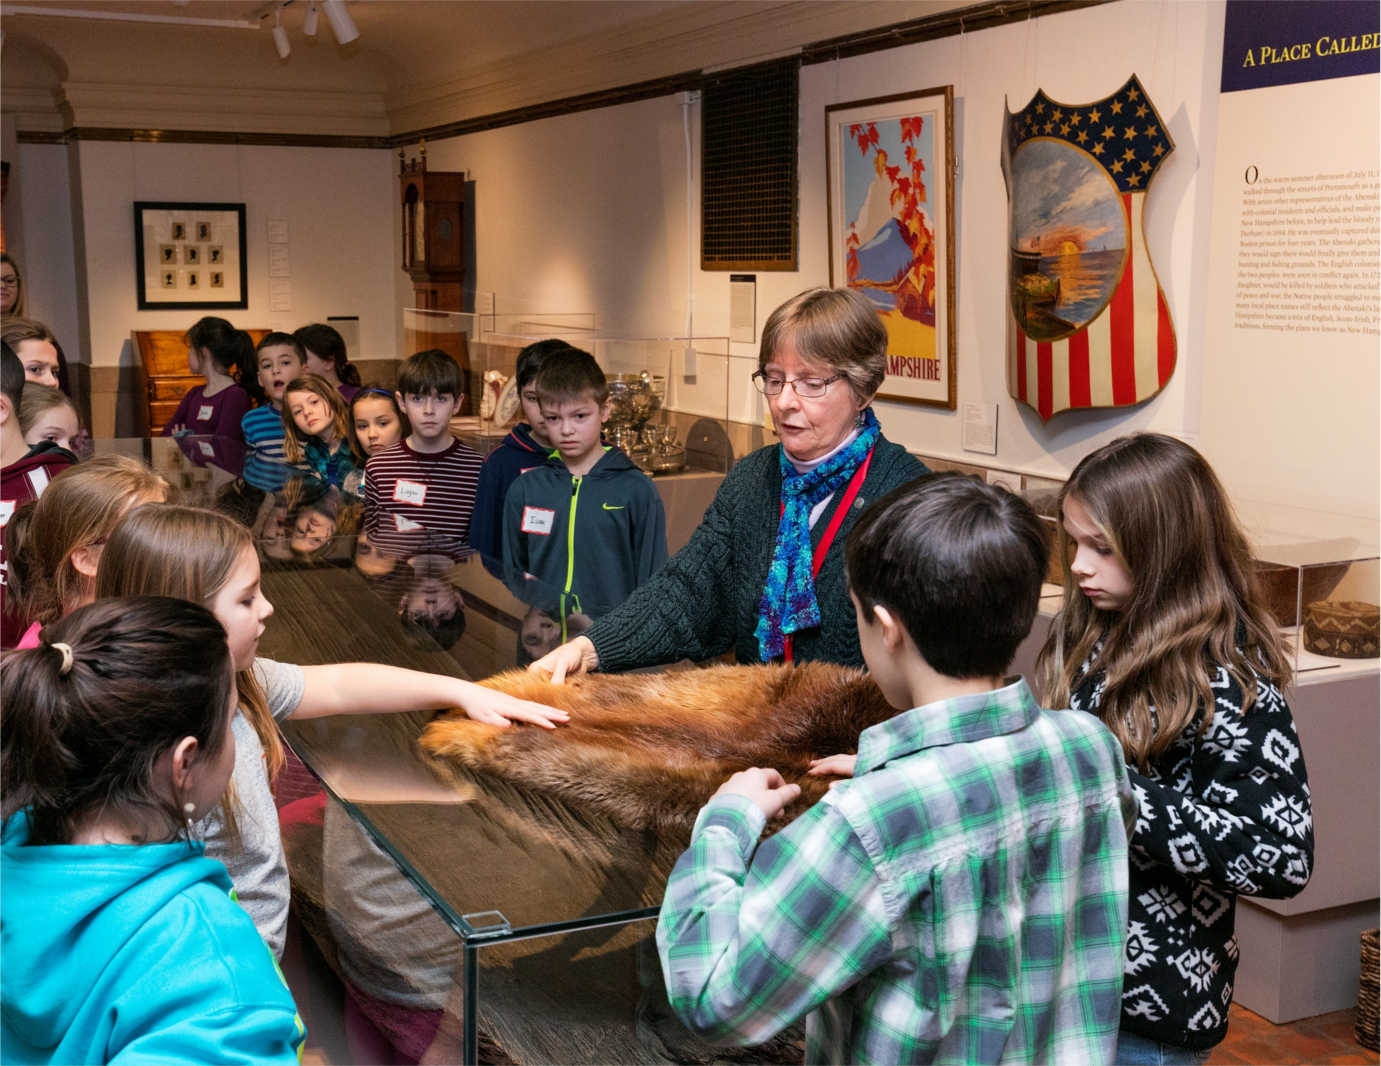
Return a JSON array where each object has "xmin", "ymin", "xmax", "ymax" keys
[
  {"xmin": 458, "ymin": 685, "xmax": 569, "ymax": 729},
  {"xmin": 528, "ymin": 635, "xmax": 599, "ymax": 684},
  {"xmin": 807, "ymin": 753, "xmax": 857, "ymax": 781}
]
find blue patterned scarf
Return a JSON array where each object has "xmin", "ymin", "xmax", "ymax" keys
[{"xmin": 755, "ymin": 408, "xmax": 880, "ymax": 661}]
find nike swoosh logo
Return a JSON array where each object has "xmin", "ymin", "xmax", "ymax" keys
[{"xmin": 602, "ymin": 503, "xmax": 625, "ymax": 511}]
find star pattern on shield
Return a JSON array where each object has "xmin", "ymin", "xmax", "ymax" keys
[{"xmin": 1006, "ymin": 75, "xmax": 1174, "ymax": 193}]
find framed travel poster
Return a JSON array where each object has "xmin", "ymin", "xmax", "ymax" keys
[
  {"xmin": 826, "ymin": 86, "xmax": 956, "ymax": 409},
  {"xmin": 134, "ymin": 201, "xmax": 247, "ymax": 310}
]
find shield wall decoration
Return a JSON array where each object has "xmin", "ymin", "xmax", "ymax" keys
[{"xmin": 1002, "ymin": 75, "xmax": 1176, "ymax": 421}]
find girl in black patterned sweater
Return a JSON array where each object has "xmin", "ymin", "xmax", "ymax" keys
[{"xmin": 1038, "ymin": 433, "xmax": 1312, "ymax": 1065}]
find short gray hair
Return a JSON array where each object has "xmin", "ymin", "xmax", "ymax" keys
[{"xmin": 758, "ymin": 287, "xmax": 887, "ymax": 402}]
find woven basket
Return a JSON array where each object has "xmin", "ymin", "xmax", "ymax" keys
[{"xmin": 1357, "ymin": 928, "xmax": 1379, "ymax": 1051}]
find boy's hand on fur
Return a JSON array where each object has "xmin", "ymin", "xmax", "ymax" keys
[
  {"xmin": 807, "ymin": 753, "xmax": 857, "ymax": 784},
  {"xmin": 462, "ymin": 689, "xmax": 570, "ymax": 730},
  {"xmin": 528, "ymin": 635, "xmax": 599, "ymax": 684},
  {"xmin": 713, "ymin": 767, "xmax": 802, "ymax": 820}
]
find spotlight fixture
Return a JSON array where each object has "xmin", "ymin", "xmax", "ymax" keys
[
  {"xmin": 302, "ymin": 1, "xmax": 318, "ymax": 37},
  {"xmin": 272, "ymin": 6, "xmax": 290, "ymax": 58},
  {"xmin": 321, "ymin": 0, "xmax": 358, "ymax": 45}
]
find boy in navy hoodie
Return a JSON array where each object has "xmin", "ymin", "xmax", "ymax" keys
[
  {"xmin": 470, "ymin": 339, "xmax": 572, "ymax": 574},
  {"xmin": 501, "ymin": 348, "xmax": 667, "ymax": 639}
]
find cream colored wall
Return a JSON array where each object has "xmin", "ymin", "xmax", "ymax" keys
[
  {"xmin": 8, "ymin": 142, "xmax": 80, "ymax": 356},
  {"xmin": 8, "ymin": 0, "xmax": 1376, "ymax": 531},
  {"xmin": 65, "ymin": 140, "xmax": 398, "ymax": 370},
  {"xmin": 424, "ymin": 2, "xmax": 1227, "ymax": 472}
]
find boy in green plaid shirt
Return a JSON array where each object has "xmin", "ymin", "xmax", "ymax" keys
[{"xmin": 656, "ymin": 473, "xmax": 1136, "ymax": 1064}]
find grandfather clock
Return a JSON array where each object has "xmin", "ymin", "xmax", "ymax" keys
[
  {"xmin": 399, "ymin": 146, "xmax": 465, "ymax": 309},
  {"xmin": 400, "ymin": 145, "xmax": 471, "ymax": 411}
]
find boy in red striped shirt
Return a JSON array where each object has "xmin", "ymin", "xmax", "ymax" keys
[{"xmin": 363, "ymin": 349, "xmax": 482, "ymax": 560}]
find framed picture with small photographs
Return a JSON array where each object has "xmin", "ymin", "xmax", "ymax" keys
[{"xmin": 134, "ymin": 201, "xmax": 247, "ymax": 310}]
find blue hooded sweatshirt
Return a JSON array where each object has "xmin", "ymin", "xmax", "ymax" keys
[
  {"xmin": 469, "ymin": 421, "xmax": 549, "ymax": 575},
  {"xmin": 1, "ymin": 811, "xmax": 305, "ymax": 1065}
]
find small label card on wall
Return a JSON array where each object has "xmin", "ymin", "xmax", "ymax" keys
[
  {"xmin": 269, "ymin": 278, "xmax": 292, "ymax": 312},
  {"xmin": 962, "ymin": 401, "xmax": 998, "ymax": 455},
  {"xmin": 730, "ymin": 274, "xmax": 756, "ymax": 344}
]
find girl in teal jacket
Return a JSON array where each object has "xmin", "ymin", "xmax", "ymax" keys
[{"xmin": 0, "ymin": 596, "xmax": 304, "ymax": 1065}]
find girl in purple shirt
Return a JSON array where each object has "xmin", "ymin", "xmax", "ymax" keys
[{"xmin": 161, "ymin": 317, "xmax": 252, "ymax": 439}]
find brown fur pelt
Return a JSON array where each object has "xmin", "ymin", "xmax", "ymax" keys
[{"xmin": 419, "ymin": 662, "xmax": 895, "ymax": 837}]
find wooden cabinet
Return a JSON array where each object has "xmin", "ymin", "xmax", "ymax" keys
[{"xmin": 132, "ymin": 328, "xmax": 268, "ymax": 434}]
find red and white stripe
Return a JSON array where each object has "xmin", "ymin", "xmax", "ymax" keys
[{"xmin": 1008, "ymin": 192, "xmax": 1175, "ymax": 421}]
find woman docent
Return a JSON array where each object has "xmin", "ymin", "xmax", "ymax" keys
[{"xmin": 530, "ymin": 287, "xmax": 928, "ymax": 679}]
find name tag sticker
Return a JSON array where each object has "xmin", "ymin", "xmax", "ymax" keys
[
  {"xmin": 197, "ymin": 404, "xmax": 214, "ymax": 422},
  {"xmin": 198, "ymin": 441, "xmax": 216, "ymax": 457},
  {"xmin": 393, "ymin": 479, "xmax": 427, "ymax": 506},
  {"xmin": 393, "ymin": 513, "xmax": 424, "ymax": 532},
  {"xmin": 520, "ymin": 506, "xmax": 556, "ymax": 535},
  {"xmin": 0, "ymin": 500, "xmax": 14, "ymax": 526}
]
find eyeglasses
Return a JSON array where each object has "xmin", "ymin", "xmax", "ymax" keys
[{"xmin": 751, "ymin": 370, "xmax": 845, "ymax": 398}]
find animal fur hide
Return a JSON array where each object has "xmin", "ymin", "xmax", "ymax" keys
[{"xmin": 419, "ymin": 662, "xmax": 895, "ymax": 837}]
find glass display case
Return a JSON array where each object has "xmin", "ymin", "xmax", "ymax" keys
[
  {"xmin": 1238, "ymin": 499, "xmax": 1380, "ymax": 674},
  {"xmin": 87, "ymin": 436, "xmax": 762, "ymax": 1064}
]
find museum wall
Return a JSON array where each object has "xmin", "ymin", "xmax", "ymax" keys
[
  {"xmin": 4, "ymin": 0, "xmax": 1376, "ymax": 530},
  {"xmin": 419, "ymin": 2, "xmax": 1223, "ymax": 473},
  {"xmin": 7, "ymin": 140, "xmax": 80, "ymax": 379},
  {"xmin": 14, "ymin": 138, "xmax": 403, "ymax": 434},
  {"xmin": 420, "ymin": 0, "xmax": 1378, "ymax": 532}
]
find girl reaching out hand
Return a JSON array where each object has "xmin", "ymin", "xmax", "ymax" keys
[{"xmin": 95, "ymin": 502, "xmax": 568, "ymax": 958}]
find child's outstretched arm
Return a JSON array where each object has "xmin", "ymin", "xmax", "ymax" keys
[
  {"xmin": 656, "ymin": 778, "xmax": 893, "ymax": 1047},
  {"xmin": 289, "ymin": 663, "xmax": 569, "ymax": 728}
]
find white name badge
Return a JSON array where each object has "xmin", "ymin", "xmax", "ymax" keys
[
  {"xmin": 393, "ymin": 479, "xmax": 427, "ymax": 506},
  {"xmin": 197, "ymin": 404, "xmax": 214, "ymax": 422},
  {"xmin": 198, "ymin": 441, "xmax": 216, "ymax": 457},
  {"xmin": 393, "ymin": 513, "xmax": 424, "ymax": 533},
  {"xmin": 0, "ymin": 499, "xmax": 14, "ymax": 526},
  {"xmin": 520, "ymin": 506, "xmax": 556, "ymax": 535}
]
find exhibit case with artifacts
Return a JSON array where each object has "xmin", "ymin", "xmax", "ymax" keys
[{"xmin": 1238, "ymin": 503, "xmax": 1381, "ymax": 675}]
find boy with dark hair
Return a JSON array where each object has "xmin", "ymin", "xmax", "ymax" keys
[
  {"xmin": 1, "ymin": 341, "xmax": 75, "ymax": 647},
  {"xmin": 363, "ymin": 349, "xmax": 482, "ymax": 557},
  {"xmin": 501, "ymin": 347, "xmax": 666, "ymax": 639},
  {"xmin": 241, "ymin": 332, "xmax": 307, "ymax": 461},
  {"xmin": 656, "ymin": 473, "xmax": 1135, "ymax": 1065},
  {"xmin": 469, "ymin": 338, "xmax": 573, "ymax": 573}
]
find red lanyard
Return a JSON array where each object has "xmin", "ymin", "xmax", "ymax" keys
[{"xmin": 781, "ymin": 447, "xmax": 874, "ymax": 662}]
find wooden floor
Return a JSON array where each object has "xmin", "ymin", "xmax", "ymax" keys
[{"xmin": 1208, "ymin": 1004, "xmax": 1378, "ymax": 1066}]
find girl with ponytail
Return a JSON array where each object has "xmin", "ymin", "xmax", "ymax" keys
[{"xmin": 1, "ymin": 596, "xmax": 304, "ymax": 1064}]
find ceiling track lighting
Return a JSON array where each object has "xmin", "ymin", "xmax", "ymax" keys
[
  {"xmin": 272, "ymin": 7, "xmax": 290, "ymax": 59},
  {"xmin": 321, "ymin": 0, "xmax": 359, "ymax": 46},
  {"xmin": 261, "ymin": 0, "xmax": 355, "ymax": 61}
]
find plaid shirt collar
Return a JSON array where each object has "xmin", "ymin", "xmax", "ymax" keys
[{"xmin": 855, "ymin": 679, "xmax": 1040, "ymax": 775}]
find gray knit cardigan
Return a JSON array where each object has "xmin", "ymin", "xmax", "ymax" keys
[{"xmin": 589, "ymin": 437, "xmax": 928, "ymax": 671}]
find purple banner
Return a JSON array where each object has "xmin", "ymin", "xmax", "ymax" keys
[{"xmin": 1222, "ymin": 0, "xmax": 1378, "ymax": 93}]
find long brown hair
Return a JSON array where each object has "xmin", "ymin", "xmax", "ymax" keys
[
  {"xmin": 1037, "ymin": 433, "xmax": 1290, "ymax": 768},
  {"xmin": 281, "ymin": 373, "xmax": 351, "ymax": 463},
  {"xmin": 95, "ymin": 504, "xmax": 285, "ymax": 793},
  {"xmin": 5, "ymin": 455, "xmax": 169, "ymax": 625},
  {"xmin": 2, "ymin": 596, "xmax": 235, "ymax": 845}
]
